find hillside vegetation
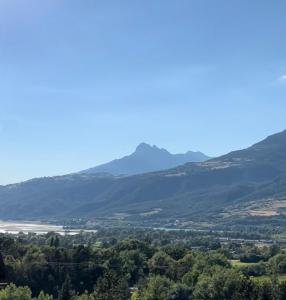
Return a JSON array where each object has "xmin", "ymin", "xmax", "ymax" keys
[{"xmin": 0, "ymin": 130, "xmax": 286, "ymax": 227}]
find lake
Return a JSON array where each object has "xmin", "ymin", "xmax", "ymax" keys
[{"xmin": 0, "ymin": 220, "xmax": 97, "ymax": 235}]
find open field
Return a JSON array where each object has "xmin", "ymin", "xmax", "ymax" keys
[{"xmin": 230, "ymin": 260, "xmax": 259, "ymax": 267}]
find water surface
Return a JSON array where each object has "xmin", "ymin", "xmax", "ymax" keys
[{"xmin": 0, "ymin": 221, "xmax": 96, "ymax": 235}]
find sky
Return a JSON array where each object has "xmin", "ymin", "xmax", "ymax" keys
[{"xmin": 0, "ymin": 0, "xmax": 286, "ymax": 185}]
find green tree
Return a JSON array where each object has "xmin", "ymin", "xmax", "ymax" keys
[
  {"xmin": 74, "ymin": 291, "xmax": 96, "ymax": 300},
  {"xmin": 148, "ymin": 251, "xmax": 177, "ymax": 280},
  {"xmin": 37, "ymin": 291, "xmax": 54, "ymax": 300},
  {"xmin": 142, "ymin": 276, "xmax": 173, "ymax": 300},
  {"xmin": 130, "ymin": 291, "xmax": 140, "ymax": 300},
  {"xmin": 119, "ymin": 249, "xmax": 148, "ymax": 285},
  {"xmin": 0, "ymin": 252, "xmax": 6, "ymax": 282},
  {"xmin": 94, "ymin": 270, "xmax": 129, "ymax": 300},
  {"xmin": 0, "ymin": 284, "xmax": 32, "ymax": 300},
  {"xmin": 193, "ymin": 268, "xmax": 253, "ymax": 300},
  {"xmin": 58, "ymin": 276, "xmax": 75, "ymax": 300},
  {"xmin": 166, "ymin": 283, "xmax": 190, "ymax": 300}
]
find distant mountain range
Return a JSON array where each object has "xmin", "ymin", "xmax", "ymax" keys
[
  {"xmin": 1, "ymin": 130, "xmax": 286, "ymax": 227},
  {"xmin": 80, "ymin": 143, "xmax": 210, "ymax": 175}
]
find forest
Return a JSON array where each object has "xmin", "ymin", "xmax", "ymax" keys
[{"xmin": 0, "ymin": 228, "xmax": 286, "ymax": 299}]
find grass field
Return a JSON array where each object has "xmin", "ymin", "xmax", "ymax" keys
[{"xmin": 230, "ymin": 260, "xmax": 259, "ymax": 267}]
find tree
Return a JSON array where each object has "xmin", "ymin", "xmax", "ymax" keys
[
  {"xmin": 163, "ymin": 245, "xmax": 188, "ymax": 261},
  {"xmin": 148, "ymin": 251, "xmax": 177, "ymax": 280},
  {"xmin": 193, "ymin": 268, "xmax": 253, "ymax": 300},
  {"xmin": 94, "ymin": 270, "xmax": 130, "ymax": 300},
  {"xmin": 37, "ymin": 291, "xmax": 54, "ymax": 300},
  {"xmin": 74, "ymin": 291, "xmax": 96, "ymax": 300},
  {"xmin": 131, "ymin": 291, "xmax": 140, "ymax": 300},
  {"xmin": 255, "ymin": 280, "xmax": 276, "ymax": 300},
  {"xmin": 54, "ymin": 236, "xmax": 60, "ymax": 248},
  {"xmin": 0, "ymin": 252, "xmax": 6, "ymax": 282},
  {"xmin": 0, "ymin": 284, "xmax": 32, "ymax": 300},
  {"xmin": 166, "ymin": 283, "xmax": 191, "ymax": 300},
  {"xmin": 58, "ymin": 276, "xmax": 75, "ymax": 300},
  {"xmin": 119, "ymin": 249, "xmax": 148, "ymax": 285},
  {"xmin": 142, "ymin": 276, "xmax": 173, "ymax": 300}
]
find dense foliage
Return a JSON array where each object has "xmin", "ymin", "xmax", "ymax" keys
[{"xmin": 1, "ymin": 230, "xmax": 286, "ymax": 299}]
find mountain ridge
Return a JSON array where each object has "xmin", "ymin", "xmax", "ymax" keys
[
  {"xmin": 0, "ymin": 130, "xmax": 286, "ymax": 226},
  {"xmin": 80, "ymin": 143, "xmax": 210, "ymax": 176}
]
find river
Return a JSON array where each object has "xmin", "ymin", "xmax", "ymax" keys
[{"xmin": 0, "ymin": 220, "xmax": 97, "ymax": 235}]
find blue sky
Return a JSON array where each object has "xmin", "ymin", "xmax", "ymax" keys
[{"xmin": 0, "ymin": 0, "xmax": 286, "ymax": 184}]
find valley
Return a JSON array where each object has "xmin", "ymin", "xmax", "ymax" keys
[{"xmin": 0, "ymin": 130, "xmax": 286, "ymax": 229}]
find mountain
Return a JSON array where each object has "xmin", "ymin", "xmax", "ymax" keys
[
  {"xmin": 80, "ymin": 143, "xmax": 210, "ymax": 175},
  {"xmin": 1, "ymin": 130, "xmax": 286, "ymax": 226}
]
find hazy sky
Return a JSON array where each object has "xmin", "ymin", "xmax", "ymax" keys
[{"xmin": 1, "ymin": 0, "xmax": 286, "ymax": 184}]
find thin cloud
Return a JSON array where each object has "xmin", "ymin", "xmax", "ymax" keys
[
  {"xmin": 279, "ymin": 75, "xmax": 286, "ymax": 81},
  {"xmin": 270, "ymin": 75, "xmax": 286, "ymax": 87}
]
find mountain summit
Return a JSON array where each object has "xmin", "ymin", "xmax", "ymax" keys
[
  {"xmin": 0, "ymin": 130, "xmax": 286, "ymax": 223},
  {"xmin": 80, "ymin": 143, "xmax": 210, "ymax": 176}
]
